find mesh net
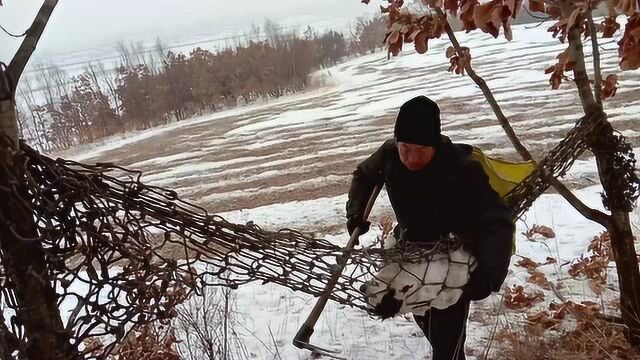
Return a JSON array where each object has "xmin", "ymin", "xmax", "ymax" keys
[
  {"xmin": 361, "ymin": 241, "xmax": 477, "ymax": 318},
  {"xmin": 504, "ymin": 109, "xmax": 608, "ymax": 218}
]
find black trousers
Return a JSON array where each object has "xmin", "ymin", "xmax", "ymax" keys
[{"xmin": 413, "ymin": 300, "xmax": 470, "ymax": 360}]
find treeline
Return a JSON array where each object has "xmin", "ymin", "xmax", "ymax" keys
[{"xmin": 16, "ymin": 17, "xmax": 386, "ymax": 151}]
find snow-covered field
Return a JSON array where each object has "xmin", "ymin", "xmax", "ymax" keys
[{"xmin": 53, "ymin": 19, "xmax": 640, "ymax": 359}]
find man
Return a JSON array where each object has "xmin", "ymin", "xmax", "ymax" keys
[{"xmin": 346, "ymin": 96, "xmax": 514, "ymax": 360}]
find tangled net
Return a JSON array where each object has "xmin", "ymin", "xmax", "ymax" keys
[
  {"xmin": 0, "ymin": 108, "xmax": 631, "ymax": 358},
  {"xmin": 503, "ymin": 109, "xmax": 609, "ymax": 218}
]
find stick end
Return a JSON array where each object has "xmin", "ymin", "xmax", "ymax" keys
[{"xmin": 293, "ymin": 324, "xmax": 314, "ymax": 348}]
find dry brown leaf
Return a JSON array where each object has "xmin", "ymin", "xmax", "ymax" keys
[
  {"xmin": 601, "ymin": 16, "xmax": 621, "ymax": 38},
  {"xmin": 527, "ymin": 270, "xmax": 550, "ymax": 289},
  {"xmin": 544, "ymin": 48, "xmax": 575, "ymax": 89},
  {"xmin": 588, "ymin": 279, "xmax": 606, "ymax": 295},
  {"xmin": 446, "ymin": 0, "xmax": 459, "ymax": 17},
  {"xmin": 473, "ymin": 0, "xmax": 503, "ymax": 38},
  {"xmin": 387, "ymin": 30, "xmax": 400, "ymax": 45},
  {"xmin": 618, "ymin": 13, "xmax": 640, "ymax": 70},
  {"xmin": 547, "ymin": 19, "xmax": 567, "ymax": 39},
  {"xmin": 516, "ymin": 256, "xmax": 541, "ymax": 270},
  {"xmin": 566, "ymin": 8, "xmax": 582, "ymax": 32},
  {"xmin": 385, "ymin": 29, "xmax": 404, "ymax": 57},
  {"xmin": 554, "ymin": 300, "xmax": 602, "ymax": 321},
  {"xmin": 504, "ymin": 285, "xmax": 545, "ymax": 310},
  {"xmin": 377, "ymin": 216, "xmax": 395, "ymax": 243},
  {"xmin": 568, "ymin": 234, "xmax": 611, "ymax": 287},
  {"xmin": 527, "ymin": 311, "xmax": 561, "ymax": 331},
  {"xmin": 407, "ymin": 28, "xmax": 422, "ymax": 42},
  {"xmin": 588, "ymin": 232, "xmax": 612, "ymax": 259},
  {"xmin": 460, "ymin": 0, "xmax": 478, "ymax": 32},
  {"xmin": 503, "ymin": 15, "xmax": 513, "ymax": 41},
  {"xmin": 602, "ymin": 74, "xmax": 619, "ymax": 99},
  {"xmin": 556, "ymin": 47, "xmax": 573, "ymax": 67},
  {"xmin": 415, "ymin": 30, "xmax": 429, "ymax": 54},
  {"xmin": 529, "ymin": 0, "xmax": 545, "ymax": 12},
  {"xmin": 377, "ymin": 4, "xmax": 444, "ymax": 58},
  {"xmin": 83, "ymin": 338, "xmax": 104, "ymax": 356},
  {"xmin": 447, "ymin": 46, "xmax": 471, "ymax": 74},
  {"xmin": 429, "ymin": 14, "xmax": 446, "ymax": 38},
  {"xmin": 446, "ymin": 45, "xmax": 457, "ymax": 58},
  {"xmin": 535, "ymin": 225, "xmax": 555, "ymax": 239},
  {"xmin": 522, "ymin": 224, "xmax": 556, "ymax": 240},
  {"xmin": 510, "ymin": 0, "xmax": 524, "ymax": 18}
]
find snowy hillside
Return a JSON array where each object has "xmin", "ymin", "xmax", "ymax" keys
[{"xmin": 53, "ymin": 18, "xmax": 640, "ymax": 359}]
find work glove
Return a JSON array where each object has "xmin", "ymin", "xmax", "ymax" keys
[
  {"xmin": 462, "ymin": 267, "xmax": 494, "ymax": 301},
  {"xmin": 347, "ymin": 216, "xmax": 370, "ymax": 236}
]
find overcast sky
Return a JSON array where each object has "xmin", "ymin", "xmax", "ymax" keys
[{"xmin": 0, "ymin": 0, "xmax": 376, "ymax": 64}]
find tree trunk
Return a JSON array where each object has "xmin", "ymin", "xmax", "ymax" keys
[
  {"xmin": 560, "ymin": 0, "xmax": 640, "ymax": 345},
  {"xmin": 0, "ymin": 101, "xmax": 18, "ymax": 147},
  {"xmin": 0, "ymin": 68, "xmax": 18, "ymax": 147},
  {"xmin": 1, "ymin": 71, "xmax": 77, "ymax": 359},
  {"xmin": 609, "ymin": 210, "xmax": 640, "ymax": 343},
  {"xmin": 0, "ymin": 0, "xmax": 80, "ymax": 357}
]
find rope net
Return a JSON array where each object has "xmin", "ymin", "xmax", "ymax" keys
[
  {"xmin": 504, "ymin": 109, "xmax": 608, "ymax": 218},
  {"xmin": 0, "ymin": 109, "xmax": 627, "ymax": 357}
]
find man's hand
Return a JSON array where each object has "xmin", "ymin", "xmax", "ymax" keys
[
  {"xmin": 347, "ymin": 217, "xmax": 371, "ymax": 236},
  {"xmin": 462, "ymin": 267, "xmax": 493, "ymax": 301}
]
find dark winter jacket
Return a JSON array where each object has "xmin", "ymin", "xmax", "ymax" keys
[{"xmin": 346, "ymin": 136, "xmax": 514, "ymax": 299}]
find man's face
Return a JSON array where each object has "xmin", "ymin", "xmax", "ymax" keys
[{"xmin": 397, "ymin": 141, "xmax": 435, "ymax": 171}]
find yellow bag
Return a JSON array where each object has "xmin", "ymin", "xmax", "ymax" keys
[
  {"xmin": 471, "ymin": 147, "xmax": 536, "ymax": 198},
  {"xmin": 470, "ymin": 147, "xmax": 536, "ymax": 253}
]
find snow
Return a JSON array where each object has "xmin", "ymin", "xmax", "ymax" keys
[{"xmin": 199, "ymin": 175, "xmax": 351, "ymax": 204}]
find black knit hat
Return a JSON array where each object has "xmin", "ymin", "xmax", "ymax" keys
[{"xmin": 394, "ymin": 96, "xmax": 441, "ymax": 146}]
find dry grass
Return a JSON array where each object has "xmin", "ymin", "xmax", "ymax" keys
[{"xmin": 493, "ymin": 318, "xmax": 640, "ymax": 360}]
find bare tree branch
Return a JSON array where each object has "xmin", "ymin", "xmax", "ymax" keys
[
  {"xmin": 586, "ymin": 11, "xmax": 603, "ymax": 106},
  {"xmin": 6, "ymin": 0, "xmax": 59, "ymax": 93},
  {"xmin": 0, "ymin": 24, "xmax": 27, "ymax": 38},
  {"xmin": 559, "ymin": 1, "xmax": 597, "ymax": 111},
  {"xmin": 435, "ymin": 8, "xmax": 610, "ymax": 227},
  {"xmin": 438, "ymin": 13, "xmax": 530, "ymax": 160}
]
